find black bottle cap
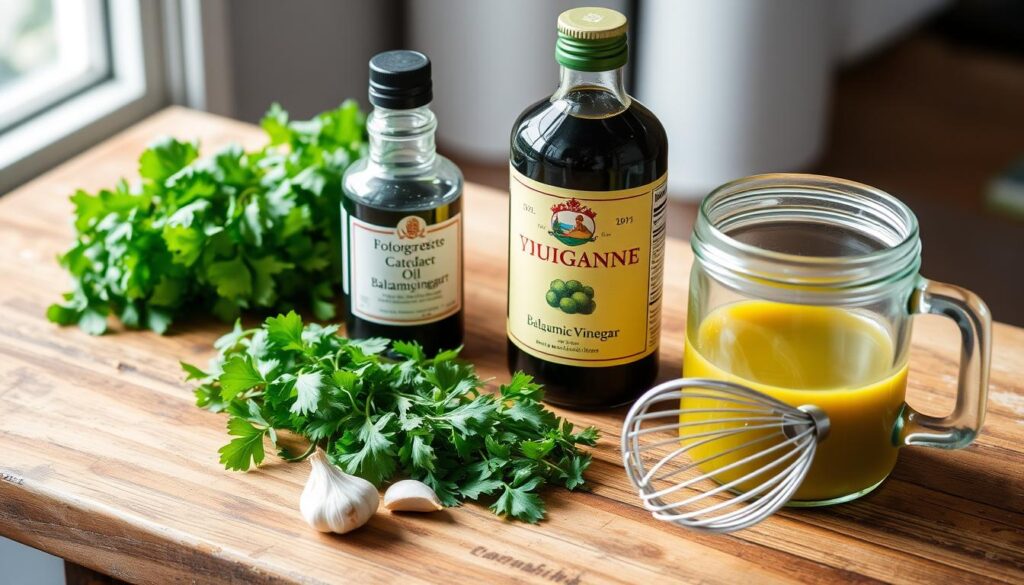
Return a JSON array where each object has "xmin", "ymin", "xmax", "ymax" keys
[{"xmin": 368, "ymin": 50, "xmax": 432, "ymax": 109}]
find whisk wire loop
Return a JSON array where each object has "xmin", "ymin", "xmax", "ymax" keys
[
  {"xmin": 643, "ymin": 424, "xmax": 815, "ymax": 502},
  {"xmin": 621, "ymin": 378, "xmax": 829, "ymax": 533},
  {"xmin": 652, "ymin": 442, "xmax": 813, "ymax": 525}
]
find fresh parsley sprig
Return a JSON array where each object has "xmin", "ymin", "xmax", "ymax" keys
[
  {"xmin": 48, "ymin": 102, "xmax": 365, "ymax": 334},
  {"xmin": 184, "ymin": 311, "xmax": 600, "ymax": 523}
]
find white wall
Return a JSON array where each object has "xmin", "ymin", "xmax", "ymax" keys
[
  {"xmin": 223, "ymin": 0, "xmax": 402, "ymax": 122},
  {"xmin": 212, "ymin": 0, "xmax": 949, "ymax": 183},
  {"xmin": 407, "ymin": 0, "xmax": 630, "ymax": 162}
]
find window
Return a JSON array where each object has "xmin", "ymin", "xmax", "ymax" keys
[
  {"xmin": 0, "ymin": 0, "xmax": 110, "ymax": 133},
  {"xmin": 0, "ymin": 0, "xmax": 165, "ymax": 195}
]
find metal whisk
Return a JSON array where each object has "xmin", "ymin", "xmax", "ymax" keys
[{"xmin": 621, "ymin": 378, "xmax": 830, "ymax": 533}]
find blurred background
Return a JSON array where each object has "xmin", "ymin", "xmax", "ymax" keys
[
  {"xmin": 0, "ymin": 1, "xmax": 1023, "ymax": 582},
  {"xmin": 10, "ymin": 0, "xmax": 1023, "ymax": 317}
]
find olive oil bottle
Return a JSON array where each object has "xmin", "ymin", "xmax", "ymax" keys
[
  {"xmin": 507, "ymin": 8, "xmax": 668, "ymax": 409},
  {"xmin": 342, "ymin": 51, "xmax": 464, "ymax": 354}
]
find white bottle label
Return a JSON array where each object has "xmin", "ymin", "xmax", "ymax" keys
[{"xmin": 347, "ymin": 213, "xmax": 462, "ymax": 325}]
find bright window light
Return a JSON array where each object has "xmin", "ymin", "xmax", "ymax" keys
[{"xmin": 0, "ymin": 0, "xmax": 109, "ymax": 132}]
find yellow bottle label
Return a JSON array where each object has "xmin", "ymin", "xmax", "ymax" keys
[{"xmin": 507, "ymin": 167, "xmax": 667, "ymax": 367}]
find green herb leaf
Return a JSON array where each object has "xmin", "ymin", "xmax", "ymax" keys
[
  {"xmin": 291, "ymin": 371, "xmax": 322, "ymax": 415},
  {"xmin": 266, "ymin": 310, "xmax": 305, "ymax": 351},
  {"xmin": 439, "ymin": 399, "xmax": 494, "ymax": 435},
  {"xmin": 49, "ymin": 102, "xmax": 366, "ymax": 334},
  {"xmin": 219, "ymin": 356, "xmax": 263, "ymax": 401},
  {"xmin": 206, "ymin": 256, "xmax": 252, "ymax": 300},
  {"xmin": 46, "ymin": 303, "xmax": 80, "ymax": 326},
  {"xmin": 408, "ymin": 434, "xmax": 435, "ymax": 472},
  {"xmin": 520, "ymin": 438, "xmax": 556, "ymax": 460},
  {"xmin": 146, "ymin": 307, "xmax": 173, "ymax": 334},
  {"xmin": 337, "ymin": 415, "xmax": 397, "ymax": 486},
  {"xmin": 180, "ymin": 361, "xmax": 209, "ymax": 381},
  {"xmin": 460, "ymin": 476, "xmax": 504, "ymax": 500},
  {"xmin": 139, "ymin": 137, "xmax": 198, "ymax": 185},
  {"xmin": 505, "ymin": 400, "xmax": 552, "ymax": 429},
  {"xmin": 491, "ymin": 478, "xmax": 546, "ymax": 524},
  {"xmin": 561, "ymin": 454, "xmax": 591, "ymax": 490},
  {"xmin": 219, "ymin": 417, "xmax": 267, "ymax": 471},
  {"xmin": 78, "ymin": 309, "xmax": 108, "ymax": 336},
  {"xmin": 390, "ymin": 340, "xmax": 425, "ymax": 363},
  {"xmin": 187, "ymin": 312, "xmax": 599, "ymax": 522}
]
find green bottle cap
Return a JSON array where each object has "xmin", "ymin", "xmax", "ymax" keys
[{"xmin": 555, "ymin": 7, "xmax": 628, "ymax": 72}]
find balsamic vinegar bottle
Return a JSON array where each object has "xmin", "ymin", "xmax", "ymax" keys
[
  {"xmin": 341, "ymin": 50, "xmax": 464, "ymax": 354},
  {"xmin": 507, "ymin": 8, "xmax": 669, "ymax": 409}
]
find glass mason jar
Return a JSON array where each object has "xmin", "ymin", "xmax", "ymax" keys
[{"xmin": 683, "ymin": 173, "xmax": 992, "ymax": 506}]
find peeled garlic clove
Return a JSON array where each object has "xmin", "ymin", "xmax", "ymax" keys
[
  {"xmin": 383, "ymin": 479, "xmax": 444, "ymax": 512},
  {"xmin": 300, "ymin": 450, "xmax": 379, "ymax": 534}
]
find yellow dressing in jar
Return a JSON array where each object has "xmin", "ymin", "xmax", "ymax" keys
[{"xmin": 682, "ymin": 300, "xmax": 907, "ymax": 503}]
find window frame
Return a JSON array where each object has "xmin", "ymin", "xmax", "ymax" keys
[
  {"xmin": 0, "ymin": 0, "xmax": 112, "ymax": 133},
  {"xmin": 0, "ymin": 0, "xmax": 167, "ymax": 195}
]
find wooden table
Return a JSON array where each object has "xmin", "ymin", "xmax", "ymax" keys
[{"xmin": 1, "ymin": 108, "xmax": 1022, "ymax": 584}]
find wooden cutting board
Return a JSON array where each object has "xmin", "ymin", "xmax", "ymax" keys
[{"xmin": 1, "ymin": 107, "xmax": 1022, "ymax": 585}]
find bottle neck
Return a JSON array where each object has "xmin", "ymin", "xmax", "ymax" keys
[
  {"xmin": 551, "ymin": 66, "xmax": 631, "ymax": 117},
  {"xmin": 367, "ymin": 105, "xmax": 437, "ymax": 172}
]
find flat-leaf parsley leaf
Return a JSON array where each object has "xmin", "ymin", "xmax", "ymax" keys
[
  {"xmin": 48, "ymin": 102, "xmax": 366, "ymax": 334},
  {"xmin": 184, "ymin": 311, "xmax": 600, "ymax": 523}
]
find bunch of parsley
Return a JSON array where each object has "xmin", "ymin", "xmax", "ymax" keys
[
  {"xmin": 183, "ymin": 311, "xmax": 599, "ymax": 523},
  {"xmin": 47, "ymin": 101, "xmax": 364, "ymax": 334}
]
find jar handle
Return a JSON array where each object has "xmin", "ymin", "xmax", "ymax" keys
[{"xmin": 896, "ymin": 278, "xmax": 992, "ymax": 448}]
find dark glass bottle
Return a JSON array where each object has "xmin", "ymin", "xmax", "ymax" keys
[
  {"xmin": 507, "ymin": 8, "xmax": 668, "ymax": 409},
  {"xmin": 342, "ymin": 51, "xmax": 464, "ymax": 355}
]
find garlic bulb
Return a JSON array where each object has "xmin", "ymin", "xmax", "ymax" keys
[
  {"xmin": 300, "ymin": 450, "xmax": 379, "ymax": 534},
  {"xmin": 383, "ymin": 479, "xmax": 444, "ymax": 512}
]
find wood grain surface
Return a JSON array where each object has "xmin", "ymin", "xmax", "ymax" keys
[{"xmin": 0, "ymin": 108, "xmax": 1022, "ymax": 585}]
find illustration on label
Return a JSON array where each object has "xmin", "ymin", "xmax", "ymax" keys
[
  {"xmin": 398, "ymin": 216, "xmax": 426, "ymax": 239},
  {"xmin": 507, "ymin": 169, "xmax": 667, "ymax": 368},
  {"xmin": 546, "ymin": 279, "xmax": 596, "ymax": 315},
  {"xmin": 346, "ymin": 213, "xmax": 461, "ymax": 326},
  {"xmin": 549, "ymin": 199, "xmax": 597, "ymax": 246}
]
